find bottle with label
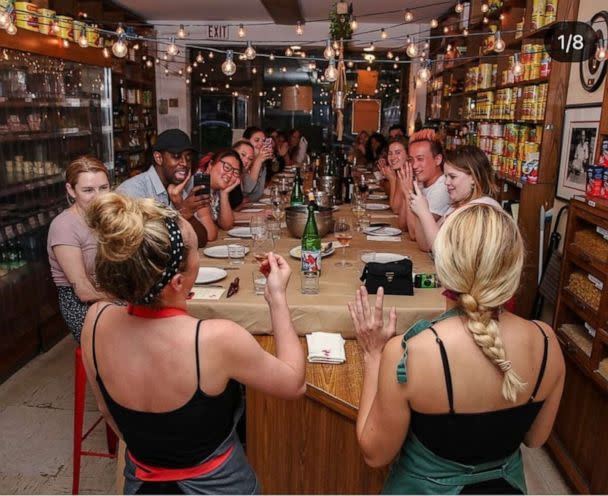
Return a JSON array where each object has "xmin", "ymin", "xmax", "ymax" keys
[
  {"xmin": 290, "ymin": 169, "xmax": 304, "ymax": 206},
  {"xmin": 325, "ymin": 153, "xmax": 338, "ymax": 177},
  {"xmin": 301, "ymin": 192, "xmax": 321, "ymax": 274},
  {"xmin": 415, "ymin": 112, "xmax": 423, "ymax": 131},
  {"xmin": 342, "ymin": 164, "xmax": 354, "ymax": 203}
]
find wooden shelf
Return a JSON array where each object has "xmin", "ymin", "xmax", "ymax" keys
[
  {"xmin": 0, "ymin": 130, "xmax": 92, "ymax": 144},
  {"xmin": 506, "ymin": 21, "xmax": 560, "ymax": 48}
]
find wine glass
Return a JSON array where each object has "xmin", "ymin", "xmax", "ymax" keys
[
  {"xmin": 358, "ymin": 175, "xmax": 369, "ymax": 206},
  {"xmin": 334, "ymin": 218, "xmax": 353, "ymax": 268},
  {"xmin": 351, "ymin": 202, "xmax": 366, "ymax": 232},
  {"xmin": 250, "ymin": 215, "xmax": 267, "ymax": 240},
  {"xmin": 278, "ymin": 177, "xmax": 291, "ymax": 203},
  {"xmin": 251, "ymin": 232, "xmax": 274, "ymax": 266}
]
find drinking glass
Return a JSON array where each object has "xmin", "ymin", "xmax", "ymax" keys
[
  {"xmin": 267, "ymin": 219, "xmax": 281, "ymax": 243},
  {"xmin": 270, "ymin": 186, "xmax": 282, "ymax": 209},
  {"xmin": 227, "ymin": 244, "xmax": 246, "ymax": 265},
  {"xmin": 334, "ymin": 218, "xmax": 353, "ymax": 268},
  {"xmin": 351, "ymin": 203, "xmax": 366, "ymax": 232},
  {"xmin": 278, "ymin": 178, "xmax": 291, "ymax": 203},
  {"xmin": 251, "ymin": 233, "xmax": 274, "ymax": 265},
  {"xmin": 252, "ymin": 268, "xmax": 267, "ymax": 295},
  {"xmin": 300, "ymin": 270, "xmax": 320, "ymax": 294},
  {"xmin": 250, "ymin": 215, "xmax": 267, "ymax": 240}
]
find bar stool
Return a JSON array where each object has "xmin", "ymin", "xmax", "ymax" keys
[{"xmin": 73, "ymin": 346, "xmax": 118, "ymax": 495}]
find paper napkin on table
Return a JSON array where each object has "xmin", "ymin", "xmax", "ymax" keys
[
  {"xmin": 371, "ymin": 214, "xmax": 398, "ymax": 219},
  {"xmin": 191, "ymin": 287, "xmax": 225, "ymax": 300},
  {"xmin": 367, "ymin": 235, "xmax": 402, "ymax": 242},
  {"xmin": 306, "ymin": 332, "xmax": 346, "ymax": 364}
]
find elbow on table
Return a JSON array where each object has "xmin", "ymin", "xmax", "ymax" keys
[{"xmin": 283, "ymin": 378, "xmax": 307, "ymax": 400}]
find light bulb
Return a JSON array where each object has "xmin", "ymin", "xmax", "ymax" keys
[
  {"xmin": 238, "ymin": 24, "xmax": 245, "ymax": 38},
  {"xmin": 102, "ymin": 47, "xmax": 110, "ymax": 58},
  {"xmin": 78, "ymin": 29, "xmax": 88, "ymax": 47},
  {"xmin": 116, "ymin": 23, "xmax": 124, "ymax": 35},
  {"xmin": 381, "ymin": 28, "xmax": 387, "ymax": 39},
  {"xmin": 483, "ymin": 16, "xmax": 489, "ymax": 24},
  {"xmin": 285, "ymin": 47, "xmax": 293, "ymax": 56},
  {"xmin": 350, "ymin": 17, "xmax": 358, "ymax": 30},
  {"xmin": 455, "ymin": 1, "xmax": 464, "ymax": 13},
  {"xmin": 300, "ymin": 51, "xmax": 306, "ymax": 58},
  {"xmin": 481, "ymin": 3, "xmax": 489, "ymax": 13},
  {"xmin": 406, "ymin": 42, "xmax": 418, "ymax": 58},
  {"xmin": 269, "ymin": 53, "xmax": 275, "ymax": 60},
  {"xmin": 252, "ymin": 67, "xmax": 257, "ymax": 74},
  {"xmin": 245, "ymin": 41, "xmax": 256, "ymax": 60},
  {"xmin": 430, "ymin": 18, "xmax": 438, "ymax": 28},
  {"xmin": 595, "ymin": 40, "xmax": 607, "ymax": 61},
  {"xmin": 6, "ymin": 22, "xmax": 16, "ymax": 35},
  {"xmin": 463, "ymin": 27, "xmax": 469, "ymax": 36},
  {"xmin": 177, "ymin": 24, "xmax": 186, "ymax": 38},
  {"xmin": 178, "ymin": 69, "xmax": 183, "ymax": 75},
  {"xmin": 164, "ymin": 68, "xmax": 169, "ymax": 75},
  {"xmin": 494, "ymin": 32, "xmax": 505, "ymax": 52},
  {"xmin": 208, "ymin": 51, "xmax": 214, "ymax": 59},
  {"xmin": 222, "ymin": 50, "xmax": 237, "ymax": 76},
  {"xmin": 186, "ymin": 78, "xmax": 190, "ymax": 84},
  {"xmin": 347, "ymin": 60, "xmax": 354, "ymax": 68},
  {"xmin": 325, "ymin": 59, "xmax": 338, "ymax": 82},
  {"xmin": 443, "ymin": 26, "xmax": 449, "ymax": 34},
  {"xmin": 417, "ymin": 62, "xmax": 431, "ymax": 82},
  {"xmin": 146, "ymin": 59, "xmax": 153, "ymax": 68},
  {"xmin": 186, "ymin": 65, "xmax": 192, "ymax": 73},
  {"xmin": 512, "ymin": 54, "xmax": 523, "ymax": 76},
  {"xmin": 395, "ymin": 56, "xmax": 399, "ymax": 61},
  {"xmin": 0, "ymin": 10, "xmax": 10, "ymax": 28},
  {"xmin": 167, "ymin": 37, "xmax": 178, "ymax": 56},
  {"xmin": 323, "ymin": 40, "xmax": 335, "ymax": 60},
  {"xmin": 267, "ymin": 67, "xmax": 273, "ymax": 74},
  {"xmin": 296, "ymin": 21, "xmax": 303, "ymax": 35},
  {"xmin": 112, "ymin": 35, "xmax": 128, "ymax": 58},
  {"xmin": 404, "ymin": 10, "xmax": 413, "ymax": 22},
  {"xmin": 393, "ymin": 63, "xmax": 398, "ymax": 69},
  {"xmin": 387, "ymin": 50, "xmax": 394, "ymax": 59},
  {"xmin": 281, "ymin": 66, "xmax": 286, "ymax": 72},
  {"xmin": 424, "ymin": 42, "xmax": 429, "ymax": 49},
  {"xmin": 196, "ymin": 52, "xmax": 204, "ymax": 63},
  {"xmin": 366, "ymin": 65, "xmax": 371, "ymax": 71}
]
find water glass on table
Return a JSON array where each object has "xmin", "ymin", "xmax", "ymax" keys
[
  {"xmin": 227, "ymin": 244, "xmax": 246, "ymax": 265},
  {"xmin": 250, "ymin": 214, "xmax": 267, "ymax": 240},
  {"xmin": 252, "ymin": 268, "xmax": 267, "ymax": 295},
  {"xmin": 267, "ymin": 219, "xmax": 281, "ymax": 243},
  {"xmin": 300, "ymin": 270, "xmax": 320, "ymax": 294}
]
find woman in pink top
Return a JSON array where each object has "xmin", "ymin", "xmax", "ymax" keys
[
  {"xmin": 47, "ymin": 156, "xmax": 112, "ymax": 342},
  {"xmin": 408, "ymin": 145, "xmax": 500, "ymax": 251}
]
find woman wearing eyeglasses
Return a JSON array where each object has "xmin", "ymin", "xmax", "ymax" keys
[{"xmin": 196, "ymin": 149, "xmax": 242, "ymax": 242}]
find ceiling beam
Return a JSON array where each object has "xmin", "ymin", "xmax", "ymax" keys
[{"xmin": 259, "ymin": 0, "xmax": 304, "ymax": 25}]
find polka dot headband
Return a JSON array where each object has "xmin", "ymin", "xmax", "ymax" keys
[{"xmin": 137, "ymin": 216, "xmax": 184, "ymax": 305}]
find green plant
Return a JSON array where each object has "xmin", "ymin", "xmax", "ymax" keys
[{"xmin": 329, "ymin": 1, "xmax": 353, "ymax": 41}]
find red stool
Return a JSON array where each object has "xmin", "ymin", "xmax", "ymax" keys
[{"xmin": 73, "ymin": 347, "xmax": 118, "ymax": 495}]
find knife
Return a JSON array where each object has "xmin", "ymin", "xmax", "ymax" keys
[{"xmin": 194, "ymin": 284, "xmax": 224, "ymax": 288}]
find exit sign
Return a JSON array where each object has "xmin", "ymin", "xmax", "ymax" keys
[{"xmin": 208, "ymin": 25, "xmax": 229, "ymax": 39}]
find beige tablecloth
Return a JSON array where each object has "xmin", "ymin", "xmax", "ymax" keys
[{"xmin": 187, "ymin": 201, "xmax": 445, "ymax": 338}]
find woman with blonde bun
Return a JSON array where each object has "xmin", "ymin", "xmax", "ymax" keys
[
  {"xmin": 349, "ymin": 204, "xmax": 564, "ymax": 494},
  {"xmin": 80, "ymin": 193, "xmax": 305, "ymax": 494}
]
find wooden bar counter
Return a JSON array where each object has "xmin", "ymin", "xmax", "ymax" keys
[{"xmin": 247, "ymin": 335, "xmax": 388, "ymax": 494}]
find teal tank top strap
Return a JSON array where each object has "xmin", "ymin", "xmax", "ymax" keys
[{"xmin": 396, "ymin": 307, "xmax": 464, "ymax": 384}]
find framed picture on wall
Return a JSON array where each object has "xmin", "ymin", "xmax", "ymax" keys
[{"xmin": 556, "ymin": 106, "xmax": 601, "ymax": 200}]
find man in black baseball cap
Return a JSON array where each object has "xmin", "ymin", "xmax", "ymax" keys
[{"xmin": 117, "ymin": 129, "xmax": 210, "ymax": 246}]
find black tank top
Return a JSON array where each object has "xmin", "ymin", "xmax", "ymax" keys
[
  {"xmin": 410, "ymin": 321, "xmax": 549, "ymax": 465},
  {"xmin": 92, "ymin": 304, "xmax": 241, "ymax": 469}
]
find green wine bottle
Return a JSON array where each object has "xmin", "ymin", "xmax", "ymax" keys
[
  {"xmin": 301, "ymin": 192, "xmax": 321, "ymax": 274},
  {"xmin": 290, "ymin": 169, "xmax": 304, "ymax": 206}
]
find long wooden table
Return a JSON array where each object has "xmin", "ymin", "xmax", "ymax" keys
[{"xmin": 187, "ymin": 200, "xmax": 444, "ymax": 337}]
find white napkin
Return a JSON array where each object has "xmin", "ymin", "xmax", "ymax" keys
[
  {"xmin": 191, "ymin": 287, "xmax": 225, "ymax": 300},
  {"xmin": 306, "ymin": 332, "xmax": 346, "ymax": 364},
  {"xmin": 367, "ymin": 235, "xmax": 402, "ymax": 242}
]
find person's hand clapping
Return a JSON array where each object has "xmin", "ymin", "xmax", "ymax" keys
[{"xmin": 348, "ymin": 286, "xmax": 397, "ymax": 358}]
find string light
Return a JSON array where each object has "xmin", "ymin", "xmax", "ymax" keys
[
  {"xmin": 483, "ymin": 16, "xmax": 489, "ymax": 24},
  {"xmin": 323, "ymin": 39, "xmax": 335, "ymax": 59},
  {"xmin": 6, "ymin": 22, "xmax": 16, "ymax": 35},
  {"xmin": 245, "ymin": 41, "xmax": 256, "ymax": 60},
  {"xmin": 115, "ymin": 23, "xmax": 125, "ymax": 35},
  {"xmin": 296, "ymin": 21, "xmax": 303, "ymax": 35},
  {"xmin": 463, "ymin": 27, "xmax": 469, "ymax": 36},
  {"xmin": 221, "ymin": 49, "xmax": 237, "ymax": 76},
  {"xmin": 381, "ymin": 28, "xmax": 387, "ymax": 39},
  {"xmin": 167, "ymin": 36, "xmax": 178, "ymax": 56},
  {"xmin": 350, "ymin": 16, "xmax": 358, "ymax": 30},
  {"xmin": 267, "ymin": 67, "xmax": 273, "ymax": 74},
  {"xmin": 78, "ymin": 27, "xmax": 88, "ymax": 47},
  {"xmin": 347, "ymin": 60, "xmax": 354, "ymax": 67},
  {"xmin": 269, "ymin": 53, "xmax": 275, "ymax": 60},
  {"xmin": 325, "ymin": 58, "xmax": 338, "ymax": 82},
  {"xmin": 430, "ymin": 18, "xmax": 438, "ymax": 29},
  {"xmin": 494, "ymin": 31, "xmax": 505, "ymax": 52},
  {"xmin": 196, "ymin": 51, "xmax": 204, "ymax": 63},
  {"xmin": 404, "ymin": 10, "xmax": 413, "ymax": 22},
  {"xmin": 238, "ymin": 24, "xmax": 245, "ymax": 38},
  {"xmin": 208, "ymin": 51, "xmax": 214, "ymax": 58},
  {"xmin": 186, "ymin": 65, "xmax": 192, "ymax": 73},
  {"xmin": 481, "ymin": 3, "xmax": 489, "ymax": 13},
  {"xmin": 146, "ymin": 59, "xmax": 153, "ymax": 67},
  {"xmin": 595, "ymin": 39, "xmax": 607, "ymax": 61},
  {"xmin": 364, "ymin": 41, "xmax": 375, "ymax": 52},
  {"xmin": 285, "ymin": 47, "xmax": 293, "ymax": 56},
  {"xmin": 406, "ymin": 42, "xmax": 418, "ymax": 58},
  {"xmin": 512, "ymin": 53, "xmax": 523, "ymax": 76},
  {"xmin": 387, "ymin": 51, "xmax": 394, "ymax": 59},
  {"xmin": 443, "ymin": 26, "xmax": 449, "ymax": 34},
  {"xmin": 177, "ymin": 24, "xmax": 186, "ymax": 38},
  {"xmin": 252, "ymin": 67, "xmax": 257, "ymax": 74},
  {"xmin": 417, "ymin": 61, "xmax": 431, "ymax": 82},
  {"xmin": 112, "ymin": 33, "xmax": 128, "ymax": 58},
  {"xmin": 455, "ymin": 1, "xmax": 464, "ymax": 13}
]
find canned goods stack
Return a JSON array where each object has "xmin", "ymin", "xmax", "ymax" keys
[
  {"xmin": 532, "ymin": 0, "xmax": 558, "ymax": 28},
  {"xmin": 521, "ymin": 83, "xmax": 547, "ymax": 121},
  {"xmin": 465, "ymin": 63, "xmax": 498, "ymax": 92},
  {"xmin": 492, "ymin": 88, "xmax": 515, "ymax": 120}
]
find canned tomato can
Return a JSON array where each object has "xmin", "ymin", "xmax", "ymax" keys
[{"xmin": 415, "ymin": 273, "xmax": 440, "ymax": 289}]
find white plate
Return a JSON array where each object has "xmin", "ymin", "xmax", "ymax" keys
[
  {"xmin": 369, "ymin": 193, "xmax": 388, "ymax": 200},
  {"xmin": 365, "ymin": 203, "xmax": 390, "ymax": 211},
  {"xmin": 363, "ymin": 226, "xmax": 402, "ymax": 236},
  {"xmin": 196, "ymin": 267, "xmax": 228, "ymax": 284},
  {"xmin": 361, "ymin": 252, "xmax": 409, "ymax": 264},
  {"xmin": 227, "ymin": 227, "xmax": 253, "ymax": 238},
  {"xmin": 203, "ymin": 245, "xmax": 250, "ymax": 259},
  {"xmin": 289, "ymin": 243, "xmax": 336, "ymax": 259}
]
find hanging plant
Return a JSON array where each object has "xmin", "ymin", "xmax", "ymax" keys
[{"xmin": 329, "ymin": 1, "xmax": 353, "ymax": 41}]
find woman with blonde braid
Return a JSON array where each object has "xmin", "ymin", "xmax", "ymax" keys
[{"xmin": 349, "ymin": 204, "xmax": 564, "ymax": 494}]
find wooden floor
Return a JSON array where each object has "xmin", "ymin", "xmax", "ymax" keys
[{"xmin": 0, "ymin": 336, "xmax": 571, "ymax": 494}]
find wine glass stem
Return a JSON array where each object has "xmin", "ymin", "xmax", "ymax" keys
[{"xmin": 342, "ymin": 245, "xmax": 346, "ymax": 264}]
